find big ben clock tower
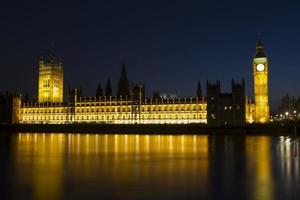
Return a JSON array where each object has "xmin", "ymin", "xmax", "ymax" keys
[{"xmin": 253, "ymin": 37, "xmax": 270, "ymax": 123}]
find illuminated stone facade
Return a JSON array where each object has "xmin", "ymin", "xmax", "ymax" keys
[
  {"xmin": 245, "ymin": 96, "xmax": 255, "ymax": 124},
  {"xmin": 252, "ymin": 38, "xmax": 270, "ymax": 123},
  {"xmin": 38, "ymin": 54, "xmax": 64, "ymax": 103},
  {"xmin": 13, "ymin": 96, "xmax": 207, "ymax": 124}
]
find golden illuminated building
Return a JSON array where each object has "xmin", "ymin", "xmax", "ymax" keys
[
  {"xmin": 252, "ymin": 37, "xmax": 270, "ymax": 123},
  {"xmin": 38, "ymin": 54, "xmax": 64, "ymax": 103},
  {"xmin": 12, "ymin": 37, "xmax": 271, "ymax": 125},
  {"xmin": 11, "ymin": 52, "xmax": 207, "ymax": 124},
  {"xmin": 13, "ymin": 95, "xmax": 207, "ymax": 124},
  {"xmin": 10, "ymin": 51, "xmax": 207, "ymax": 124},
  {"xmin": 245, "ymin": 96, "xmax": 255, "ymax": 124}
]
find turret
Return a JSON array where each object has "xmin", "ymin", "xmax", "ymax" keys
[
  {"xmin": 38, "ymin": 52, "xmax": 64, "ymax": 103},
  {"xmin": 254, "ymin": 35, "xmax": 266, "ymax": 58},
  {"xmin": 117, "ymin": 60, "xmax": 130, "ymax": 97}
]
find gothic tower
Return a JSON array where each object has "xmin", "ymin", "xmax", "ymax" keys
[
  {"xmin": 105, "ymin": 78, "xmax": 112, "ymax": 97},
  {"xmin": 196, "ymin": 81, "xmax": 202, "ymax": 99},
  {"xmin": 253, "ymin": 36, "xmax": 269, "ymax": 123},
  {"xmin": 117, "ymin": 60, "xmax": 130, "ymax": 97},
  {"xmin": 38, "ymin": 54, "xmax": 64, "ymax": 103}
]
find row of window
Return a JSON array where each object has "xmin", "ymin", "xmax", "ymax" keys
[
  {"xmin": 22, "ymin": 116, "xmax": 66, "ymax": 121},
  {"xmin": 76, "ymin": 102, "xmax": 206, "ymax": 106},
  {"xmin": 21, "ymin": 114, "xmax": 207, "ymax": 121},
  {"xmin": 21, "ymin": 106, "xmax": 206, "ymax": 114},
  {"xmin": 42, "ymin": 79, "xmax": 50, "ymax": 87},
  {"xmin": 21, "ymin": 108, "xmax": 70, "ymax": 114},
  {"xmin": 42, "ymin": 79, "xmax": 60, "ymax": 88},
  {"xmin": 74, "ymin": 114, "xmax": 205, "ymax": 120}
]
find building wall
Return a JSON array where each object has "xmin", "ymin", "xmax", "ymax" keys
[
  {"xmin": 38, "ymin": 57, "xmax": 64, "ymax": 103},
  {"xmin": 18, "ymin": 103, "xmax": 70, "ymax": 124},
  {"xmin": 253, "ymin": 57, "xmax": 269, "ymax": 123},
  {"xmin": 253, "ymin": 40, "xmax": 270, "ymax": 123},
  {"xmin": 245, "ymin": 96, "xmax": 255, "ymax": 124},
  {"xmin": 16, "ymin": 98, "xmax": 207, "ymax": 124},
  {"xmin": 207, "ymin": 80, "xmax": 246, "ymax": 126}
]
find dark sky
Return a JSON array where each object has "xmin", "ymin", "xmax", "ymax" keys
[{"xmin": 1, "ymin": 0, "xmax": 300, "ymax": 110}]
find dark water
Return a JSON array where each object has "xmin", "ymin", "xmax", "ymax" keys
[{"xmin": 0, "ymin": 133, "xmax": 299, "ymax": 200}]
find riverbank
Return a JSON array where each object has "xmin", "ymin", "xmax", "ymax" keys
[{"xmin": 0, "ymin": 123, "xmax": 294, "ymax": 135}]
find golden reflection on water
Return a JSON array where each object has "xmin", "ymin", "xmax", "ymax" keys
[
  {"xmin": 14, "ymin": 133, "xmax": 209, "ymax": 200},
  {"xmin": 246, "ymin": 136, "xmax": 273, "ymax": 200},
  {"xmin": 11, "ymin": 133, "xmax": 300, "ymax": 200},
  {"xmin": 16, "ymin": 133, "xmax": 65, "ymax": 200}
]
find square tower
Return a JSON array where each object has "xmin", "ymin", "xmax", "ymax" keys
[
  {"xmin": 253, "ymin": 37, "xmax": 270, "ymax": 123},
  {"xmin": 207, "ymin": 80, "xmax": 246, "ymax": 126},
  {"xmin": 38, "ymin": 54, "xmax": 64, "ymax": 103}
]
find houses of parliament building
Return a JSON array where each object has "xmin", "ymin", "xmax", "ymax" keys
[{"xmin": 11, "ymin": 38, "xmax": 270, "ymax": 125}]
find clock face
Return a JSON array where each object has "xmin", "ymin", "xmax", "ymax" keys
[{"xmin": 256, "ymin": 64, "xmax": 265, "ymax": 72}]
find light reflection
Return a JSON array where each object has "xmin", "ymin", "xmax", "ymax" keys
[
  {"xmin": 246, "ymin": 136, "xmax": 273, "ymax": 200},
  {"xmin": 277, "ymin": 136, "xmax": 300, "ymax": 194},
  {"xmin": 16, "ymin": 133, "xmax": 210, "ymax": 157},
  {"xmin": 11, "ymin": 133, "xmax": 300, "ymax": 200},
  {"xmin": 13, "ymin": 133, "xmax": 210, "ymax": 200},
  {"xmin": 16, "ymin": 133, "xmax": 65, "ymax": 200}
]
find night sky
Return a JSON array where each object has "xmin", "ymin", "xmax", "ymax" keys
[{"xmin": 1, "ymin": 1, "xmax": 300, "ymax": 111}]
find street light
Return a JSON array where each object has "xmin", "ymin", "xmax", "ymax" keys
[{"xmin": 292, "ymin": 111, "xmax": 298, "ymax": 138}]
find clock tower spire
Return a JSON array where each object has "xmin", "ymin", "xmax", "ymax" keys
[
  {"xmin": 255, "ymin": 35, "xmax": 266, "ymax": 58},
  {"xmin": 253, "ymin": 36, "xmax": 270, "ymax": 123}
]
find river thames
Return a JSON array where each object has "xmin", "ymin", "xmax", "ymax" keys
[{"xmin": 0, "ymin": 133, "xmax": 299, "ymax": 200}]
